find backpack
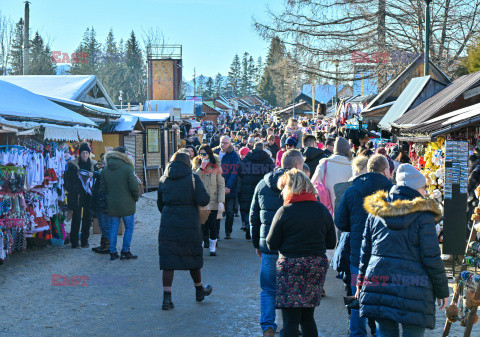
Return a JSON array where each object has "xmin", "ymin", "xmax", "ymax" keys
[{"xmin": 314, "ymin": 161, "xmax": 333, "ymax": 214}]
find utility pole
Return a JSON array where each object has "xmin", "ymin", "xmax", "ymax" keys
[
  {"xmin": 424, "ymin": 0, "xmax": 432, "ymax": 76},
  {"xmin": 23, "ymin": 1, "xmax": 30, "ymax": 75}
]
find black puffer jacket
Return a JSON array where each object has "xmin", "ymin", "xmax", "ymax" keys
[
  {"xmin": 301, "ymin": 147, "xmax": 325, "ymax": 175},
  {"xmin": 359, "ymin": 185, "xmax": 449, "ymax": 329},
  {"xmin": 250, "ymin": 169, "xmax": 285, "ymax": 255},
  {"xmin": 157, "ymin": 161, "xmax": 210, "ymax": 270},
  {"xmin": 238, "ymin": 149, "xmax": 275, "ymax": 212}
]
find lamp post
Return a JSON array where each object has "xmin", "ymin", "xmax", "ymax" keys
[
  {"xmin": 424, "ymin": 0, "xmax": 432, "ymax": 76},
  {"xmin": 334, "ymin": 59, "xmax": 340, "ymax": 107},
  {"xmin": 118, "ymin": 90, "xmax": 123, "ymax": 110}
]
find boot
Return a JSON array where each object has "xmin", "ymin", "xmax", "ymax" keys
[
  {"xmin": 195, "ymin": 284, "xmax": 212, "ymax": 302},
  {"xmin": 92, "ymin": 237, "xmax": 105, "ymax": 253},
  {"xmin": 97, "ymin": 238, "xmax": 110, "ymax": 254},
  {"xmin": 110, "ymin": 252, "xmax": 119, "ymax": 260},
  {"xmin": 209, "ymin": 239, "xmax": 217, "ymax": 256},
  {"xmin": 162, "ymin": 291, "xmax": 174, "ymax": 310},
  {"xmin": 120, "ymin": 251, "xmax": 138, "ymax": 260}
]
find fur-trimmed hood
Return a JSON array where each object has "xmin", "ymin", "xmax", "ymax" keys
[
  {"xmin": 364, "ymin": 189, "xmax": 442, "ymax": 224},
  {"xmin": 105, "ymin": 150, "xmax": 134, "ymax": 170}
]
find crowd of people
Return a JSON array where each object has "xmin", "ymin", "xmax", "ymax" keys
[
  {"xmin": 66, "ymin": 110, "xmax": 450, "ymax": 337},
  {"xmin": 160, "ymin": 112, "xmax": 449, "ymax": 337}
]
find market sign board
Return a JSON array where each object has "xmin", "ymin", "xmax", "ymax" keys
[{"xmin": 443, "ymin": 140, "xmax": 469, "ymax": 255}]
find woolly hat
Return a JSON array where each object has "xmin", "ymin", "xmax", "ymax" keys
[
  {"xmin": 396, "ymin": 164, "xmax": 427, "ymax": 191},
  {"xmin": 334, "ymin": 137, "xmax": 350, "ymax": 157},
  {"xmin": 79, "ymin": 142, "xmax": 91, "ymax": 154},
  {"xmin": 239, "ymin": 147, "xmax": 250, "ymax": 157},
  {"xmin": 286, "ymin": 137, "xmax": 298, "ymax": 147},
  {"xmin": 113, "ymin": 146, "xmax": 126, "ymax": 153}
]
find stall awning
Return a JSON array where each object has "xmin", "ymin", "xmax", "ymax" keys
[
  {"xmin": 42, "ymin": 124, "xmax": 103, "ymax": 142},
  {"xmin": 75, "ymin": 125, "xmax": 103, "ymax": 141}
]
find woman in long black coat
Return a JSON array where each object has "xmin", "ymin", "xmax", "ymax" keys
[{"xmin": 157, "ymin": 151, "xmax": 212, "ymax": 310}]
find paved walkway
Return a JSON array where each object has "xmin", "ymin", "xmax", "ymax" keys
[{"xmin": 0, "ymin": 192, "xmax": 476, "ymax": 336}]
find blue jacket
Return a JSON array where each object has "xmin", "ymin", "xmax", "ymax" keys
[
  {"xmin": 250, "ymin": 168, "xmax": 285, "ymax": 255},
  {"xmin": 358, "ymin": 185, "xmax": 449, "ymax": 329},
  {"xmin": 335, "ymin": 172, "xmax": 392, "ymax": 268},
  {"xmin": 214, "ymin": 145, "xmax": 241, "ymax": 199}
]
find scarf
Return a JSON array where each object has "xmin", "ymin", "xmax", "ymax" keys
[{"xmin": 283, "ymin": 191, "xmax": 318, "ymax": 206}]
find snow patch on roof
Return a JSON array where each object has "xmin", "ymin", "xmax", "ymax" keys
[{"xmin": 0, "ymin": 80, "xmax": 95, "ymax": 126}]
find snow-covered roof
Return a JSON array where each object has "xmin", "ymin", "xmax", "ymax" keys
[
  {"xmin": 0, "ymin": 80, "xmax": 95, "ymax": 126},
  {"xmin": 144, "ymin": 100, "xmax": 195, "ymax": 116},
  {"xmin": 130, "ymin": 112, "xmax": 170, "ymax": 122},
  {"xmin": 0, "ymin": 75, "xmax": 119, "ymax": 115},
  {"xmin": 1, "ymin": 75, "xmax": 95, "ymax": 101}
]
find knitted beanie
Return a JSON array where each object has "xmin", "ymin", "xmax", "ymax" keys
[
  {"xmin": 286, "ymin": 137, "xmax": 298, "ymax": 147},
  {"xmin": 239, "ymin": 147, "xmax": 250, "ymax": 157},
  {"xmin": 79, "ymin": 142, "xmax": 91, "ymax": 154},
  {"xmin": 396, "ymin": 164, "xmax": 426, "ymax": 191},
  {"xmin": 334, "ymin": 137, "xmax": 350, "ymax": 157}
]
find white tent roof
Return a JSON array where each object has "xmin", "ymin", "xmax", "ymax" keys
[
  {"xmin": 0, "ymin": 80, "xmax": 95, "ymax": 126},
  {"xmin": 0, "ymin": 75, "xmax": 94, "ymax": 100}
]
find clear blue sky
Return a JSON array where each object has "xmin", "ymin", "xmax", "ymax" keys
[{"xmin": 1, "ymin": 0, "xmax": 281, "ymax": 80}]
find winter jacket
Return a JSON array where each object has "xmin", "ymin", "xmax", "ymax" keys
[
  {"xmin": 301, "ymin": 147, "xmax": 325, "ymax": 176},
  {"xmin": 335, "ymin": 173, "xmax": 392, "ymax": 268},
  {"xmin": 359, "ymin": 185, "xmax": 449, "ymax": 329},
  {"xmin": 250, "ymin": 169, "xmax": 285, "ymax": 255},
  {"xmin": 267, "ymin": 200, "xmax": 336, "ymax": 258},
  {"xmin": 238, "ymin": 150, "xmax": 275, "ymax": 212},
  {"xmin": 157, "ymin": 161, "xmax": 210, "ymax": 270},
  {"xmin": 100, "ymin": 151, "xmax": 140, "ymax": 217},
  {"xmin": 192, "ymin": 155, "xmax": 225, "ymax": 210},
  {"xmin": 267, "ymin": 142, "xmax": 280, "ymax": 159},
  {"xmin": 92, "ymin": 171, "xmax": 108, "ymax": 214},
  {"xmin": 312, "ymin": 155, "xmax": 352, "ymax": 209},
  {"xmin": 214, "ymin": 144, "xmax": 241, "ymax": 199},
  {"xmin": 65, "ymin": 157, "xmax": 98, "ymax": 210},
  {"xmin": 467, "ymin": 160, "xmax": 480, "ymax": 223}
]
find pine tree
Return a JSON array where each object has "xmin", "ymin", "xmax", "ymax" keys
[
  {"xmin": 240, "ymin": 52, "xmax": 250, "ymax": 96},
  {"xmin": 70, "ymin": 27, "xmax": 102, "ymax": 75},
  {"xmin": 466, "ymin": 33, "xmax": 480, "ymax": 74},
  {"xmin": 204, "ymin": 77, "xmax": 214, "ymax": 100},
  {"xmin": 196, "ymin": 74, "xmax": 206, "ymax": 97},
  {"xmin": 248, "ymin": 55, "xmax": 257, "ymax": 94},
  {"xmin": 227, "ymin": 53, "xmax": 241, "ymax": 96},
  {"xmin": 264, "ymin": 36, "xmax": 288, "ymax": 106},
  {"xmin": 257, "ymin": 71, "xmax": 276, "ymax": 106},
  {"xmin": 28, "ymin": 32, "xmax": 56, "ymax": 75},
  {"xmin": 124, "ymin": 31, "xmax": 146, "ymax": 103},
  {"xmin": 214, "ymin": 73, "xmax": 224, "ymax": 97},
  {"xmin": 9, "ymin": 18, "xmax": 24, "ymax": 75},
  {"xmin": 98, "ymin": 29, "xmax": 126, "ymax": 105},
  {"xmin": 256, "ymin": 56, "xmax": 264, "ymax": 84}
]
